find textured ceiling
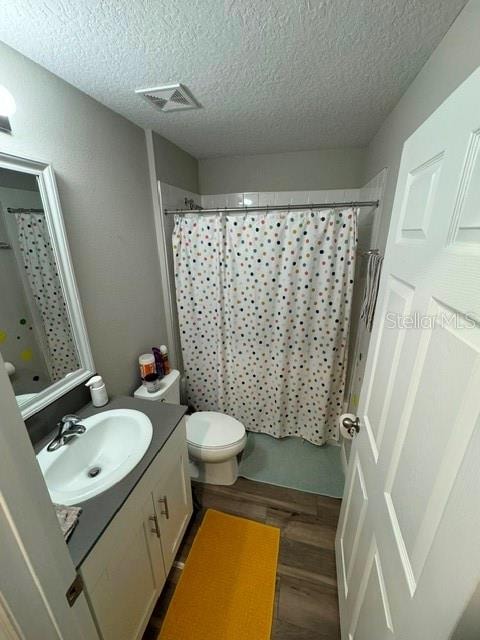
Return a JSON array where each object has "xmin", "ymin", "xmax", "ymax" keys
[{"xmin": 0, "ymin": 0, "xmax": 466, "ymax": 158}]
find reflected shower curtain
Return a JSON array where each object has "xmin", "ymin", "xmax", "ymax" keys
[
  {"xmin": 14, "ymin": 213, "xmax": 79, "ymax": 381},
  {"xmin": 174, "ymin": 209, "xmax": 357, "ymax": 444}
]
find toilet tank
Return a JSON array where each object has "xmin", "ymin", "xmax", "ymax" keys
[{"xmin": 133, "ymin": 369, "xmax": 181, "ymax": 403}]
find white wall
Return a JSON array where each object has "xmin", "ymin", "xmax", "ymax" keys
[
  {"xmin": 364, "ymin": 0, "xmax": 480, "ymax": 250},
  {"xmin": 199, "ymin": 147, "xmax": 366, "ymax": 195},
  {"xmin": 0, "ymin": 42, "xmax": 168, "ymax": 395},
  {"xmin": 151, "ymin": 131, "xmax": 199, "ymax": 194}
]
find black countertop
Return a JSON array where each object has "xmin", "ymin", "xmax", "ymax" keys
[{"xmin": 35, "ymin": 396, "xmax": 188, "ymax": 569}]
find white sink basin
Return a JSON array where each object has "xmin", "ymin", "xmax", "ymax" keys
[
  {"xmin": 37, "ymin": 409, "xmax": 153, "ymax": 506},
  {"xmin": 16, "ymin": 392, "xmax": 38, "ymax": 406}
]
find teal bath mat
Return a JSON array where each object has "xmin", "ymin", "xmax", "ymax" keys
[{"xmin": 239, "ymin": 431, "xmax": 345, "ymax": 498}]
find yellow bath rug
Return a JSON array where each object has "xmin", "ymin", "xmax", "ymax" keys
[{"xmin": 159, "ymin": 508, "xmax": 280, "ymax": 640}]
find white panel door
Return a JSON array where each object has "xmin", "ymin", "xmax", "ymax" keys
[
  {"xmin": 0, "ymin": 355, "xmax": 99, "ymax": 640},
  {"xmin": 336, "ymin": 67, "xmax": 480, "ymax": 639}
]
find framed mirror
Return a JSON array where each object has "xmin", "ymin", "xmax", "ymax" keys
[{"xmin": 0, "ymin": 152, "xmax": 94, "ymax": 418}]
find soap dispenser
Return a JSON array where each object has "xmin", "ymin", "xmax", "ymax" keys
[{"xmin": 86, "ymin": 375, "xmax": 108, "ymax": 407}]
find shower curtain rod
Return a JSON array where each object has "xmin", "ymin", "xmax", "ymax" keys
[
  {"xmin": 164, "ymin": 200, "xmax": 379, "ymax": 215},
  {"xmin": 7, "ymin": 207, "xmax": 45, "ymax": 214}
]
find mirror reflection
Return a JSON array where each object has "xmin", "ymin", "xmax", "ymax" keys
[{"xmin": 0, "ymin": 167, "xmax": 80, "ymax": 406}]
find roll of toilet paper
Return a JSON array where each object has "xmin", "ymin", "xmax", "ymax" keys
[
  {"xmin": 4, "ymin": 361, "xmax": 15, "ymax": 378},
  {"xmin": 339, "ymin": 413, "xmax": 357, "ymax": 440}
]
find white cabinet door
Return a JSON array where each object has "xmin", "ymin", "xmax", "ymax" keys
[
  {"xmin": 154, "ymin": 420, "xmax": 193, "ymax": 572},
  {"xmin": 82, "ymin": 491, "xmax": 166, "ymax": 640},
  {"xmin": 335, "ymin": 67, "xmax": 480, "ymax": 639}
]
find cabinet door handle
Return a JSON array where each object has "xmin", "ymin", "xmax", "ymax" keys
[
  {"xmin": 149, "ymin": 514, "xmax": 160, "ymax": 538},
  {"xmin": 158, "ymin": 495, "xmax": 169, "ymax": 520}
]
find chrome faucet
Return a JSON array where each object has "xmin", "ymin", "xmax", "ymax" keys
[{"xmin": 47, "ymin": 414, "xmax": 86, "ymax": 452}]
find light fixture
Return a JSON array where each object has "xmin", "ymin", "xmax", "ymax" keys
[{"xmin": 0, "ymin": 85, "xmax": 16, "ymax": 134}]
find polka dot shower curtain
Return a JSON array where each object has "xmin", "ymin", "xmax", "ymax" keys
[
  {"xmin": 14, "ymin": 213, "xmax": 79, "ymax": 382},
  {"xmin": 173, "ymin": 209, "xmax": 357, "ymax": 445}
]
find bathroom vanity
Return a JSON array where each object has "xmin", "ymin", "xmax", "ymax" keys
[{"xmin": 59, "ymin": 397, "xmax": 192, "ymax": 640}]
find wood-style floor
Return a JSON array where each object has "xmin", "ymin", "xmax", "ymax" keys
[{"xmin": 143, "ymin": 478, "xmax": 342, "ymax": 640}]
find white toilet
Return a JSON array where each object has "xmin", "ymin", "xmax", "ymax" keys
[
  {"xmin": 134, "ymin": 370, "xmax": 247, "ymax": 485},
  {"xmin": 186, "ymin": 411, "xmax": 246, "ymax": 485}
]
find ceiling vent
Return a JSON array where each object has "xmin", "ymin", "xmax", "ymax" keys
[{"xmin": 135, "ymin": 83, "xmax": 200, "ymax": 113}]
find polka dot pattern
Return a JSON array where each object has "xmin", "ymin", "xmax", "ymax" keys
[
  {"xmin": 14, "ymin": 213, "xmax": 80, "ymax": 382},
  {"xmin": 173, "ymin": 209, "xmax": 357, "ymax": 445}
]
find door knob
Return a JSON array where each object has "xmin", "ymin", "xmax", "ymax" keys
[{"xmin": 342, "ymin": 415, "xmax": 360, "ymax": 438}]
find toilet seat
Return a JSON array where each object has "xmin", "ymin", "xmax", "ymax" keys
[{"xmin": 186, "ymin": 411, "xmax": 245, "ymax": 449}]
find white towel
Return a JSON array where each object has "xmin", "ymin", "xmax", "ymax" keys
[
  {"xmin": 360, "ymin": 253, "xmax": 383, "ymax": 332},
  {"xmin": 54, "ymin": 503, "xmax": 82, "ymax": 540}
]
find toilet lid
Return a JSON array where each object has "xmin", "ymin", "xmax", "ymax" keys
[{"xmin": 186, "ymin": 411, "xmax": 245, "ymax": 449}]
